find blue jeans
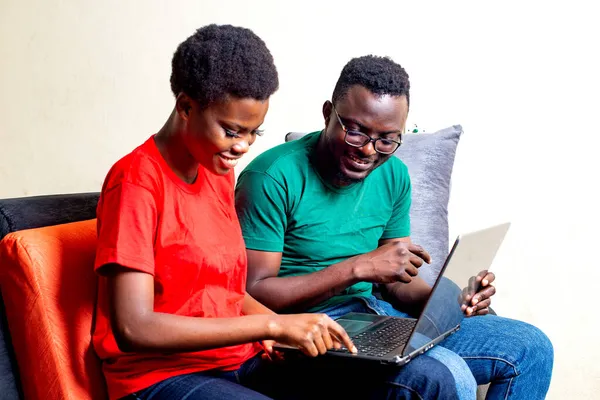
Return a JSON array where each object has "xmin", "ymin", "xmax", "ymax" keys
[
  {"xmin": 130, "ymin": 349, "xmax": 459, "ymax": 399},
  {"xmin": 321, "ymin": 295, "xmax": 554, "ymax": 400}
]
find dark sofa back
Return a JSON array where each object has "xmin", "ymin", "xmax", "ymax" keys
[{"xmin": 0, "ymin": 193, "xmax": 100, "ymax": 241}]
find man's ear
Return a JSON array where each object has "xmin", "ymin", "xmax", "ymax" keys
[
  {"xmin": 322, "ymin": 100, "xmax": 333, "ymax": 128},
  {"xmin": 175, "ymin": 93, "xmax": 193, "ymax": 121}
]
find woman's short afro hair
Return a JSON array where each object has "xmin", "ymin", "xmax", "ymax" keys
[{"xmin": 170, "ymin": 24, "xmax": 279, "ymax": 107}]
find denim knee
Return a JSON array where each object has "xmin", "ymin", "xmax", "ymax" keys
[
  {"xmin": 384, "ymin": 355, "xmax": 460, "ymax": 400},
  {"xmin": 517, "ymin": 322, "xmax": 554, "ymax": 378},
  {"xmin": 428, "ymin": 346, "xmax": 477, "ymax": 399}
]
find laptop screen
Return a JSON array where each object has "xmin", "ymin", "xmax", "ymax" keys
[
  {"xmin": 402, "ymin": 276, "xmax": 466, "ymax": 355},
  {"xmin": 403, "ymin": 222, "xmax": 510, "ymax": 356}
]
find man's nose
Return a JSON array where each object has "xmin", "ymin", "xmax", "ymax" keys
[{"xmin": 358, "ymin": 140, "xmax": 377, "ymax": 156}]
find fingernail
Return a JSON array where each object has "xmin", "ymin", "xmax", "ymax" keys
[
  {"xmin": 473, "ymin": 298, "xmax": 479, "ymax": 305},
  {"xmin": 352, "ymin": 346, "xmax": 358, "ymax": 353},
  {"xmin": 483, "ymin": 279, "xmax": 488, "ymax": 285}
]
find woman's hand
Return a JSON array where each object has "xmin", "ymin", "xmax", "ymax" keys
[{"xmin": 267, "ymin": 314, "xmax": 357, "ymax": 357}]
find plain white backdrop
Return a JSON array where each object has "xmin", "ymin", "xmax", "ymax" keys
[{"xmin": 1, "ymin": 1, "xmax": 599, "ymax": 397}]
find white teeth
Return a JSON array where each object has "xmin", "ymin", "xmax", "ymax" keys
[
  {"xmin": 220, "ymin": 155, "xmax": 238, "ymax": 168},
  {"xmin": 349, "ymin": 154, "xmax": 367, "ymax": 164}
]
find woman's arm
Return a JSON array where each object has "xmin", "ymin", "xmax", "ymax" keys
[
  {"xmin": 242, "ymin": 292, "xmax": 276, "ymax": 315},
  {"xmin": 104, "ymin": 265, "xmax": 355, "ymax": 356},
  {"xmin": 106, "ymin": 266, "xmax": 272, "ymax": 352}
]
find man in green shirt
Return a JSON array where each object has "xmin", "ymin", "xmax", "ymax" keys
[
  {"xmin": 236, "ymin": 127, "xmax": 411, "ymax": 312},
  {"xmin": 235, "ymin": 55, "xmax": 553, "ymax": 400}
]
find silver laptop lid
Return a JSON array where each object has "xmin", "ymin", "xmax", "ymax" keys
[{"xmin": 402, "ymin": 222, "xmax": 511, "ymax": 356}]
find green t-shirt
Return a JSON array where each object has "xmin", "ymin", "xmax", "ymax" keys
[{"xmin": 235, "ymin": 131, "xmax": 412, "ymax": 312}]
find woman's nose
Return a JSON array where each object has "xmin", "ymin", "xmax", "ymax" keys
[{"xmin": 231, "ymin": 139, "xmax": 250, "ymax": 155}]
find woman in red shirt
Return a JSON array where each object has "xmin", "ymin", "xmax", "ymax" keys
[{"xmin": 93, "ymin": 24, "xmax": 355, "ymax": 400}]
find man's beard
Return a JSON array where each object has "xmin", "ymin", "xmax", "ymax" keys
[
  {"xmin": 333, "ymin": 168, "xmax": 364, "ymax": 186},
  {"xmin": 316, "ymin": 132, "xmax": 369, "ymax": 186}
]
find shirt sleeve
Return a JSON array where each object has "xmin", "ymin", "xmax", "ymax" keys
[
  {"xmin": 95, "ymin": 181, "xmax": 158, "ymax": 275},
  {"xmin": 235, "ymin": 170, "xmax": 288, "ymax": 252},
  {"xmin": 381, "ymin": 163, "xmax": 412, "ymax": 240}
]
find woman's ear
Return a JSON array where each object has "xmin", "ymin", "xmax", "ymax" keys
[{"xmin": 175, "ymin": 93, "xmax": 193, "ymax": 121}]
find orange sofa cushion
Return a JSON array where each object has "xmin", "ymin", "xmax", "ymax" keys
[{"xmin": 0, "ymin": 219, "xmax": 107, "ymax": 399}]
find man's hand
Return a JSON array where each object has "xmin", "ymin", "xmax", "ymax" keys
[
  {"xmin": 352, "ymin": 241, "xmax": 431, "ymax": 284},
  {"xmin": 459, "ymin": 271, "xmax": 496, "ymax": 317}
]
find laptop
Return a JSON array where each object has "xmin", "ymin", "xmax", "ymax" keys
[{"xmin": 275, "ymin": 222, "xmax": 511, "ymax": 366}]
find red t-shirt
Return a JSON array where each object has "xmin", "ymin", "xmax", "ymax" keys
[{"xmin": 93, "ymin": 136, "xmax": 261, "ymax": 400}]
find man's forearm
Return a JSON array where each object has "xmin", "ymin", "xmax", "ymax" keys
[
  {"xmin": 248, "ymin": 260, "xmax": 360, "ymax": 312},
  {"xmin": 384, "ymin": 277, "xmax": 432, "ymax": 317}
]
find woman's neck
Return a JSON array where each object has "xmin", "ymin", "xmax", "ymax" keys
[{"xmin": 154, "ymin": 109, "xmax": 199, "ymax": 184}]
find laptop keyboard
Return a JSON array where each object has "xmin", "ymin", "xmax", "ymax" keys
[{"xmin": 332, "ymin": 318, "xmax": 417, "ymax": 358}]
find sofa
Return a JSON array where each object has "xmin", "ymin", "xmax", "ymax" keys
[
  {"xmin": 0, "ymin": 125, "xmax": 481, "ymax": 399},
  {"xmin": 0, "ymin": 193, "xmax": 102, "ymax": 399}
]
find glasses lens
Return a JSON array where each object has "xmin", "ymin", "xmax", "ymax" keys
[
  {"xmin": 375, "ymin": 138, "xmax": 400, "ymax": 154},
  {"xmin": 345, "ymin": 131, "xmax": 370, "ymax": 146}
]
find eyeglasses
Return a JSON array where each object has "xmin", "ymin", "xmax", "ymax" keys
[{"xmin": 332, "ymin": 104, "xmax": 402, "ymax": 155}]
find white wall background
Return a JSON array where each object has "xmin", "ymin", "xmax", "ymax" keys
[{"xmin": 1, "ymin": 0, "xmax": 599, "ymax": 398}]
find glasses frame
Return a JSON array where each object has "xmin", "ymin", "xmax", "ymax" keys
[{"xmin": 331, "ymin": 104, "xmax": 403, "ymax": 155}]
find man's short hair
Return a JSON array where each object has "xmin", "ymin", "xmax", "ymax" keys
[
  {"xmin": 332, "ymin": 55, "xmax": 410, "ymax": 107},
  {"xmin": 170, "ymin": 24, "xmax": 279, "ymax": 107}
]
